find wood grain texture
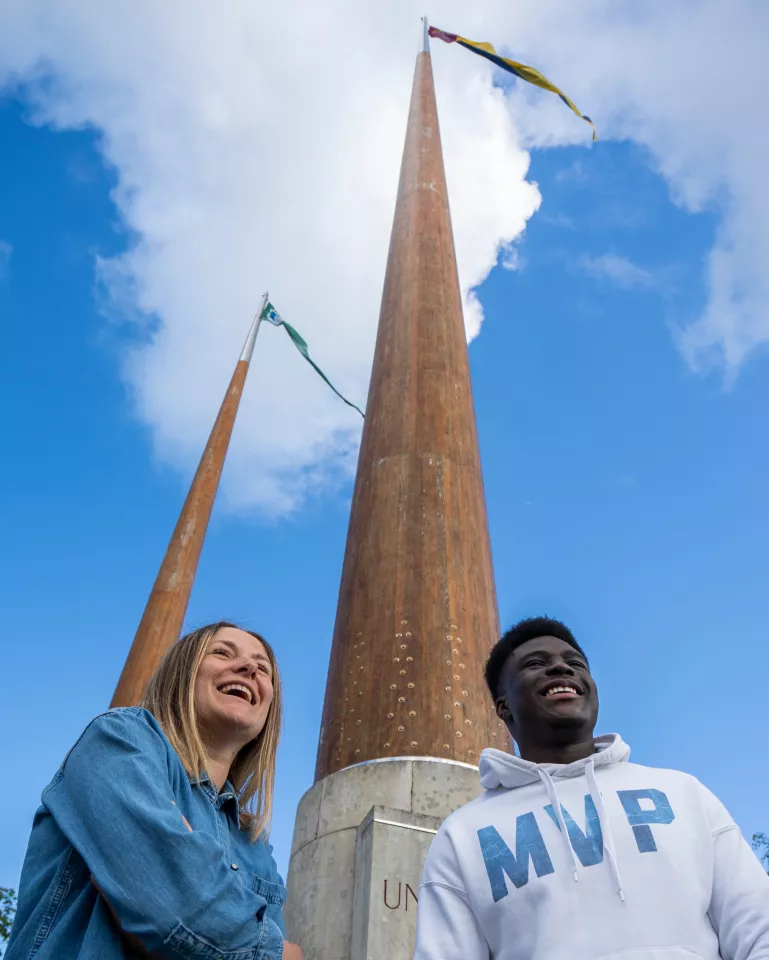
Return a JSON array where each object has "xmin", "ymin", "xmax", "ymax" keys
[
  {"xmin": 110, "ymin": 360, "xmax": 250, "ymax": 707},
  {"xmin": 314, "ymin": 51, "xmax": 508, "ymax": 780}
]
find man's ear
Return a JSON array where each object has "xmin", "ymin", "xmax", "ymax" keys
[{"xmin": 495, "ymin": 696, "xmax": 512, "ymax": 724}]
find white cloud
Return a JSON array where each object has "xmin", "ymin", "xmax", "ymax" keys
[
  {"xmin": 578, "ymin": 253, "xmax": 653, "ymax": 289},
  {"xmin": 555, "ymin": 159, "xmax": 588, "ymax": 185},
  {"xmin": 0, "ymin": 1, "xmax": 540, "ymax": 514},
  {"xmin": 482, "ymin": 0, "xmax": 769, "ymax": 376},
  {"xmin": 0, "ymin": 239, "xmax": 11, "ymax": 279},
  {"xmin": 0, "ymin": 0, "xmax": 766, "ymax": 511},
  {"xmin": 500, "ymin": 244, "xmax": 522, "ymax": 271},
  {"xmin": 539, "ymin": 212, "xmax": 575, "ymax": 230}
]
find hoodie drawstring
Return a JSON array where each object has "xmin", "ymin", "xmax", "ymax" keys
[
  {"xmin": 585, "ymin": 759, "xmax": 625, "ymax": 902},
  {"xmin": 479, "ymin": 735, "xmax": 631, "ymax": 903},
  {"xmin": 538, "ymin": 768, "xmax": 580, "ymax": 883},
  {"xmin": 538, "ymin": 762, "xmax": 626, "ymax": 902}
]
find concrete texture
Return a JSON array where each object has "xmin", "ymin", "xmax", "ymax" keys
[
  {"xmin": 285, "ymin": 826, "xmax": 357, "ymax": 960},
  {"xmin": 351, "ymin": 806, "xmax": 441, "ymax": 960},
  {"xmin": 290, "ymin": 776, "xmax": 323, "ymax": 858},
  {"xmin": 284, "ymin": 757, "xmax": 482, "ymax": 960},
  {"xmin": 318, "ymin": 758, "xmax": 413, "ymax": 835},
  {"xmin": 411, "ymin": 758, "xmax": 480, "ymax": 820}
]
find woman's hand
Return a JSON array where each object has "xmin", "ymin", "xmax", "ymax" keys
[{"xmin": 283, "ymin": 942, "xmax": 304, "ymax": 960}]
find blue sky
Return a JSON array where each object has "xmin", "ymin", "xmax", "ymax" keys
[{"xmin": 3, "ymin": 40, "xmax": 769, "ymax": 891}]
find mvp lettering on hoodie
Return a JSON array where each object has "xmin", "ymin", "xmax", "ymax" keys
[
  {"xmin": 479, "ymin": 786, "xmax": 674, "ymax": 901},
  {"xmin": 413, "ymin": 735, "xmax": 769, "ymax": 960}
]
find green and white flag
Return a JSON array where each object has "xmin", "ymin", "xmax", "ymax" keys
[{"xmin": 260, "ymin": 302, "xmax": 364, "ymax": 418}]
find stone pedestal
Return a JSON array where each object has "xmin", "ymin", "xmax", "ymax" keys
[{"xmin": 284, "ymin": 757, "xmax": 481, "ymax": 960}]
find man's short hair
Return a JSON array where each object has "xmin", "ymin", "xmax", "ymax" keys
[{"xmin": 484, "ymin": 616, "xmax": 588, "ymax": 702}]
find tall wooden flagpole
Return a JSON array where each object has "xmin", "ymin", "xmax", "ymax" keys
[
  {"xmin": 110, "ymin": 294, "xmax": 268, "ymax": 707},
  {"xmin": 285, "ymin": 23, "xmax": 507, "ymax": 960}
]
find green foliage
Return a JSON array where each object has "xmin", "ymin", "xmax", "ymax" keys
[
  {"xmin": 753, "ymin": 832, "xmax": 769, "ymax": 873},
  {"xmin": 0, "ymin": 887, "xmax": 17, "ymax": 953}
]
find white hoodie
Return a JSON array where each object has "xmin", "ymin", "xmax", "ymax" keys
[{"xmin": 414, "ymin": 735, "xmax": 769, "ymax": 960}]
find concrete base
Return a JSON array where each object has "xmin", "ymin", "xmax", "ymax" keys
[{"xmin": 284, "ymin": 757, "xmax": 481, "ymax": 960}]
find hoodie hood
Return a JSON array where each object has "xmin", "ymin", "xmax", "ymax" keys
[{"xmin": 479, "ymin": 733, "xmax": 631, "ymax": 790}]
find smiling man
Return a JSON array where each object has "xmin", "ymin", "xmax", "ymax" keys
[{"xmin": 413, "ymin": 617, "xmax": 769, "ymax": 960}]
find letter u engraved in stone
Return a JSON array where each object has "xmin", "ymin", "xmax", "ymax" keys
[{"xmin": 383, "ymin": 879, "xmax": 402, "ymax": 910}]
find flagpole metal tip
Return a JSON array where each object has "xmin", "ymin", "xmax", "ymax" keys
[
  {"xmin": 240, "ymin": 291, "xmax": 269, "ymax": 363},
  {"xmin": 421, "ymin": 16, "xmax": 429, "ymax": 52}
]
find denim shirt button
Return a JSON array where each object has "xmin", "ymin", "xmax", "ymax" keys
[{"xmin": 230, "ymin": 863, "xmax": 239, "ymax": 871}]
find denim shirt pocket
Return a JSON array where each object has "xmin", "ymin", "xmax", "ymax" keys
[
  {"xmin": 166, "ymin": 879, "xmax": 286, "ymax": 960},
  {"xmin": 252, "ymin": 875, "xmax": 287, "ymax": 906},
  {"xmin": 252, "ymin": 875, "xmax": 287, "ymax": 936}
]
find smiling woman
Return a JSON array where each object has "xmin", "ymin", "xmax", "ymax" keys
[
  {"xmin": 5, "ymin": 621, "xmax": 303, "ymax": 960},
  {"xmin": 142, "ymin": 622, "xmax": 281, "ymax": 842}
]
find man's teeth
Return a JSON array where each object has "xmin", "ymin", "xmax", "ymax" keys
[
  {"xmin": 545, "ymin": 685, "xmax": 578, "ymax": 697},
  {"xmin": 219, "ymin": 683, "xmax": 253, "ymax": 704}
]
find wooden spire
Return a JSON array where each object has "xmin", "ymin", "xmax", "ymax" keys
[{"xmin": 315, "ymin": 45, "xmax": 504, "ymax": 779}]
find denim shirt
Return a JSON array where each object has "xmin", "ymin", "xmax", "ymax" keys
[{"xmin": 6, "ymin": 707, "xmax": 287, "ymax": 959}]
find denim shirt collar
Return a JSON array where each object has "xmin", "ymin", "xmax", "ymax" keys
[{"xmin": 194, "ymin": 772, "xmax": 241, "ymax": 827}]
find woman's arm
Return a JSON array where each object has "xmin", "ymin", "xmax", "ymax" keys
[{"xmin": 44, "ymin": 710, "xmax": 284, "ymax": 960}]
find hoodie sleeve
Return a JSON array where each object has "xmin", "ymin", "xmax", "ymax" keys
[
  {"xmin": 413, "ymin": 825, "xmax": 490, "ymax": 960},
  {"xmin": 702, "ymin": 785, "xmax": 769, "ymax": 960}
]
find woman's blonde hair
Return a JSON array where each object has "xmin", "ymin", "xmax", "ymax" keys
[{"xmin": 140, "ymin": 620, "xmax": 282, "ymax": 841}]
